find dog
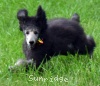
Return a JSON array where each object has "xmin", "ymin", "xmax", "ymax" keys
[{"xmin": 9, "ymin": 6, "xmax": 95, "ymax": 71}]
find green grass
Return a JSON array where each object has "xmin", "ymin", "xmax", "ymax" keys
[{"xmin": 0, "ymin": 0, "xmax": 100, "ymax": 86}]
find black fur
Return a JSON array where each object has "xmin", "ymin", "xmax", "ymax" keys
[{"xmin": 17, "ymin": 6, "xmax": 96, "ymax": 69}]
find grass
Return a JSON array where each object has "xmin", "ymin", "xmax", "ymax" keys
[{"xmin": 0, "ymin": 0, "xmax": 100, "ymax": 86}]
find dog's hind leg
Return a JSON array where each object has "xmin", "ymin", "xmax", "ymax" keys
[{"xmin": 8, "ymin": 59, "xmax": 33, "ymax": 72}]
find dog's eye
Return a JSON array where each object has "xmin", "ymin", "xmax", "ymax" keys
[
  {"xmin": 26, "ymin": 31, "xmax": 29, "ymax": 35},
  {"xmin": 34, "ymin": 31, "xmax": 38, "ymax": 35}
]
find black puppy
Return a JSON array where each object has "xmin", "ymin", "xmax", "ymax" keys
[{"xmin": 9, "ymin": 6, "xmax": 95, "ymax": 71}]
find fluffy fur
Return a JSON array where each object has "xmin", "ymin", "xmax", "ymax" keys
[{"xmin": 9, "ymin": 6, "xmax": 96, "ymax": 71}]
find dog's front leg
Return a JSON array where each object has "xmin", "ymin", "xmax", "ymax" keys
[{"xmin": 8, "ymin": 59, "xmax": 33, "ymax": 72}]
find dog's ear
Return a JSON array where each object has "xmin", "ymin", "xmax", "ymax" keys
[
  {"xmin": 17, "ymin": 9, "xmax": 28, "ymax": 31},
  {"xmin": 71, "ymin": 13, "xmax": 80, "ymax": 23},
  {"xmin": 36, "ymin": 6, "xmax": 46, "ymax": 20},
  {"xmin": 36, "ymin": 6, "xmax": 47, "ymax": 29},
  {"xmin": 17, "ymin": 9, "xmax": 28, "ymax": 21}
]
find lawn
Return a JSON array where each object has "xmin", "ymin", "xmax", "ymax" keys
[{"xmin": 0, "ymin": 0, "xmax": 100, "ymax": 86}]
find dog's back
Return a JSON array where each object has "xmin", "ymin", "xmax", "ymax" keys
[{"xmin": 47, "ymin": 18, "xmax": 95, "ymax": 56}]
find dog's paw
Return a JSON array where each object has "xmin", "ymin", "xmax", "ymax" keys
[
  {"xmin": 8, "ymin": 59, "xmax": 33, "ymax": 72},
  {"xmin": 8, "ymin": 66, "xmax": 18, "ymax": 72}
]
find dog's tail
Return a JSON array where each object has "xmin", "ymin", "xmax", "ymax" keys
[
  {"xmin": 86, "ymin": 35, "xmax": 96, "ymax": 58},
  {"xmin": 71, "ymin": 13, "xmax": 80, "ymax": 23}
]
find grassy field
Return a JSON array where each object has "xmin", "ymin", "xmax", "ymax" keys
[{"xmin": 0, "ymin": 0, "xmax": 100, "ymax": 86}]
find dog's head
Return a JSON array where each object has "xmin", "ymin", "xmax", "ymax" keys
[{"xmin": 17, "ymin": 6, "xmax": 47, "ymax": 48}]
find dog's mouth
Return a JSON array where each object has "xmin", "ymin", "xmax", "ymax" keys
[
  {"xmin": 30, "ymin": 44, "xmax": 35, "ymax": 49},
  {"xmin": 27, "ymin": 42, "xmax": 35, "ymax": 49},
  {"xmin": 28, "ymin": 38, "xmax": 44, "ymax": 49},
  {"xmin": 27, "ymin": 44, "xmax": 34, "ymax": 49}
]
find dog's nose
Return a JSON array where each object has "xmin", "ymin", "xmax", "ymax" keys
[{"xmin": 29, "ymin": 41, "xmax": 34, "ymax": 45}]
